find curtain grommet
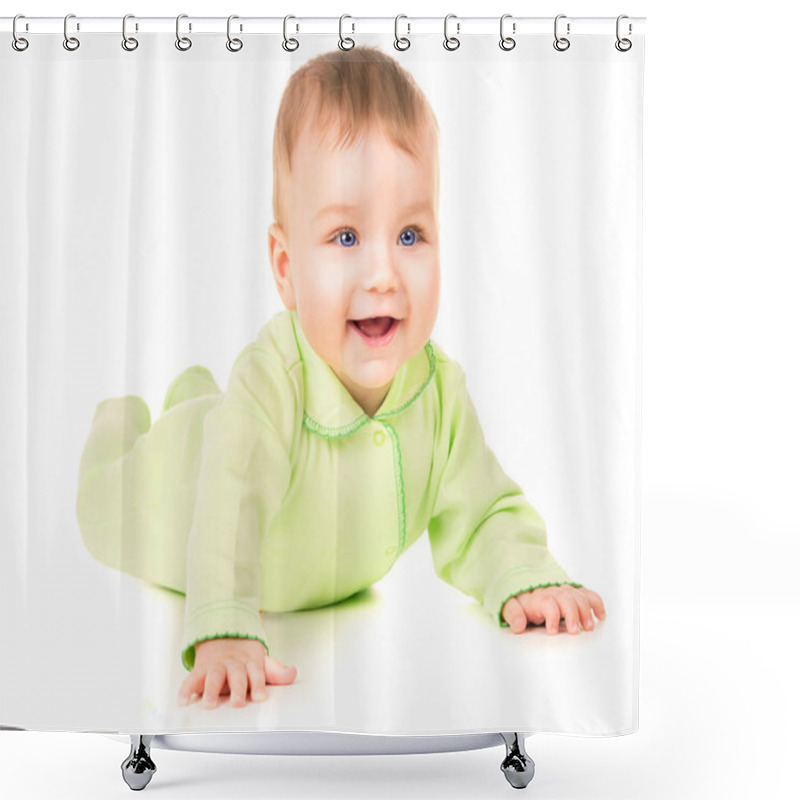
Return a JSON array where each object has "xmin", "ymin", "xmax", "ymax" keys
[
  {"xmin": 226, "ymin": 15, "xmax": 243, "ymax": 52},
  {"xmin": 63, "ymin": 13, "xmax": 80, "ymax": 52},
  {"xmin": 499, "ymin": 14, "xmax": 516, "ymax": 51},
  {"xmin": 121, "ymin": 14, "xmax": 139, "ymax": 52},
  {"xmin": 12, "ymin": 14, "xmax": 29, "ymax": 51},
  {"xmin": 338, "ymin": 14, "xmax": 355, "ymax": 51},
  {"xmin": 394, "ymin": 14, "xmax": 411, "ymax": 51},
  {"xmin": 443, "ymin": 14, "xmax": 460, "ymax": 51},
  {"xmin": 175, "ymin": 13, "xmax": 192, "ymax": 51},
  {"xmin": 553, "ymin": 14, "xmax": 570, "ymax": 52},
  {"xmin": 282, "ymin": 15, "xmax": 300, "ymax": 52}
]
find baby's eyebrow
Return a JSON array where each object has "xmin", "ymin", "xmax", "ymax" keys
[
  {"xmin": 400, "ymin": 200, "xmax": 435, "ymax": 218},
  {"xmin": 313, "ymin": 203, "xmax": 358, "ymax": 223},
  {"xmin": 313, "ymin": 200, "xmax": 435, "ymax": 225}
]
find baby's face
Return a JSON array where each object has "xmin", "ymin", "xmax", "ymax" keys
[{"xmin": 269, "ymin": 124, "xmax": 440, "ymax": 415}]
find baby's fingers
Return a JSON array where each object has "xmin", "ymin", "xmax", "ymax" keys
[
  {"xmin": 264, "ymin": 655, "xmax": 298, "ymax": 686},
  {"xmin": 573, "ymin": 591, "xmax": 595, "ymax": 631},
  {"xmin": 177, "ymin": 670, "xmax": 205, "ymax": 707},
  {"xmin": 202, "ymin": 664, "xmax": 227, "ymax": 709},
  {"xmin": 227, "ymin": 662, "xmax": 248, "ymax": 708},
  {"xmin": 502, "ymin": 596, "xmax": 528, "ymax": 634},
  {"xmin": 542, "ymin": 595, "xmax": 561, "ymax": 635},
  {"xmin": 558, "ymin": 593, "xmax": 581, "ymax": 634},
  {"xmin": 247, "ymin": 659, "xmax": 268, "ymax": 702},
  {"xmin": 583, "ymin": 588, "xmax": 607, "ymax": 621}
]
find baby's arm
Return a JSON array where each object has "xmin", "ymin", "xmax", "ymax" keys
[
  {"xmin": 178, "ymin": 637, "xmax": 297, "ymax": 708},
  {"xmin": 502, "ymin": 585, "xmax": 606, "ymax": 635},
  {"xmin": 180, "ymin": 346, "xmax": 298, "ymax": 700},
  {"xmin": 427, "ymin": 364, "xmax": 579, "ymax": 626}
]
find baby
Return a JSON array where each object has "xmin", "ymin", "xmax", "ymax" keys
[{"xmin": 76, "ymin": 46, "xmax": 605, "ymax": 711}]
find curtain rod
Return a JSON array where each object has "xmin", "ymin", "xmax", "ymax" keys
[{"xmin": 1, "ymin": 16, "xmax": 646, "ymax": 37}]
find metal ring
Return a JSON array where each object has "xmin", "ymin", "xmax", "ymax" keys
[
  {"xmin": 394, "ymin": 14, "xmax": 411, "ymax": 51},
  {"xmin": 63, "ymin": 13, "xmax": 80, "ymax": 51},
  {"xmin": 226, "ymin": 15, "xmax": 243, "ymax": 52},
  {"xmin": 499, "ymin": 13, "xmax": 516, "ymax": 51},
  {"xmin": 443, "ymin": 14, "xmax": 460, "ymax": 51},
  {"xmin": 615, "ymin": 14, "xmax": 632, "ymax": 52},
  {"xmin": 121, "ymin": 14, "xmax": 139, "ymax": 51},
  {"xmin": 175, "ymin": 13, "xmax": 192, "ymax": 51},
  {"xmin": 282, "ymin": 15, "xmax": 299, "ymax": 51},
  {"xmin": 553, "ymin": 14, "xmax": 570, "ymax": 52},
  {"xmin": 338, "ymin": 14, "xmax": 355, "ymax": 51},
  {"xmin": 12, "ymin": 14, "xmax": 29, "ymax": 51}
]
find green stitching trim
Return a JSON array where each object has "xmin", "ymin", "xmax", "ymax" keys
[
  {"xmin": 497, "ymin": 581, "xmax": 584, "ymax": 628},
  {"xmin": 374, "ymin": 342, "xmax": 437, "ymax": 421},
  {"xmin": 302, "ymin": 341, "xmax": 437, "ymax": 438},
  {"xmin": 302, "ymin": 411, "xmax": 370, "ymax": 439},
  {"xmin": 382, "ymin": 421, "xmax": 407, "ymax": 555},
  {"xmin": 181, "ymin": 633, "xmax": 270, "ymax": 671}
]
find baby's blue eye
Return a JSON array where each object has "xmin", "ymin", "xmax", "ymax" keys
[
  {"xmin": 338, "ymin": 230, "xmax": 357, "ymax": 247},
  {"xmin": 399, "ymin": 228, "xmax": 417, "ymax": 246}
]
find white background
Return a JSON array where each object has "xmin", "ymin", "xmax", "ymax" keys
[{"xmin": 1, "ymin": 1, "xmax": 798, "ymax": 799}]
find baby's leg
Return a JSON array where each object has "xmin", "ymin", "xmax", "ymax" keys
[
  {"xmin": 77, "ymin": 395, "xmax": 152, "ymax": 484},
  {"xmin": 161, "ymin": 364, "xmax": 220, "ymax": 413},
  {"xmin": 76, "ymin": 367, "xmax": 221, "ymax": 593}
]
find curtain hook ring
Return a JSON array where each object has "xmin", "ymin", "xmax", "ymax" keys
[
  {"xmin": 394, "ymin": 14, "xmax": 411, "ymax": 51},
  {"xmin": 175, "ymin": 13, "xmax": 192, "ymax": 51},
  {"xmin": 63, "ymin": 13, "xmax": 80, "ymax": 51},
  {"xmin": 282, "ymin": 15, "xmax": 299, "ymax": 51},
  {"xmin": 499, "ymin": 13, "xmax": 516, "ymax": 51},
  {"xmin": 553, "ymin": 14, "xmax": 570, "ymax": 52},
  {"xmin": 12, "ymin": 14, "xmax": 29, "ymax": 52},
  {"xmin": 443, "ymin": 13, "xmax": 460, "ymax": 51},
  {"xmin": 122, "ymin": 14, "xmax": 139, "ymax": 52},
  {"xmin": 226, "ymin": 15, "xmax": 243, "ymax": 52},
  {"xmin": 615, "ymin": 14, "xmax": 632, "ymax": 52},
  {"xmin": 339, "ymin": 14, "xmax": 355, "ymax": 51}
]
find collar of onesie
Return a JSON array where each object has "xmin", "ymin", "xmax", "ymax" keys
[{"xmin": 289, "ymin": 310, "xmax": 437, "ymax": 437}]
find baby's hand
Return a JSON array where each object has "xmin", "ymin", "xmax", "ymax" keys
[
  {"xmin": 177, "ymin": 637, "xmax": 297, "ymax": 709},
  {"xmin": 502, "ymin": 585, "xmax": 606, "ymax": 635}
]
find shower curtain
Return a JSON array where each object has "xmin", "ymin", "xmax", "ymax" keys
[{"xmin": 0, "ymin": 16, "xmax": 644, "ymax": 737}]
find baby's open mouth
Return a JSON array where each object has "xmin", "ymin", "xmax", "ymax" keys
[
  {"xmin": 350, "ymin": 317, "xmax": 397, "ymax": 339},
  {"xmin": 348, "ymin": 316, "xmax": 401, "ymax": 348}
]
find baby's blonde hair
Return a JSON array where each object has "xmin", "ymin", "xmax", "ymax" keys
[{"xmin": 272, "ymin": 46, "xmax": 440, "ymax": 233}]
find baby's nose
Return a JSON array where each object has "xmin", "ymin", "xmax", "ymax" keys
[{"xmin": 363, "ymin": 245, "xmax": 399, "ymax": 292}]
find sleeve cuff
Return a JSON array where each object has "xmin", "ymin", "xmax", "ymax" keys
[
  {"xmin": 485, "ymin": 566, "xmax": 580, "ymax": 628},
  {"xmin": 181, "ymin": 599, "xmax": 269, "ymax": 671}
]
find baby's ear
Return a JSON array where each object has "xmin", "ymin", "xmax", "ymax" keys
[{"xmin": 268, "ymin": 222, "xmax": 296, "ymax": 311}]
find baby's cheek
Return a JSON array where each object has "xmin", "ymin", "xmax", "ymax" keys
[{"xmin": 419, "ymin": 277, "xmax": 441, "ymax": 332}]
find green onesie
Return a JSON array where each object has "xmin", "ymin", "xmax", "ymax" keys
[{"xmin": 76, "ymin": 310, "xmax": 576, "ymax": 670}]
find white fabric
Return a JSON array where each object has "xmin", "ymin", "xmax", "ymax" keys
[{"xmin": 0, "ymin": 30, "xmax": 643, "ymax": 734}]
